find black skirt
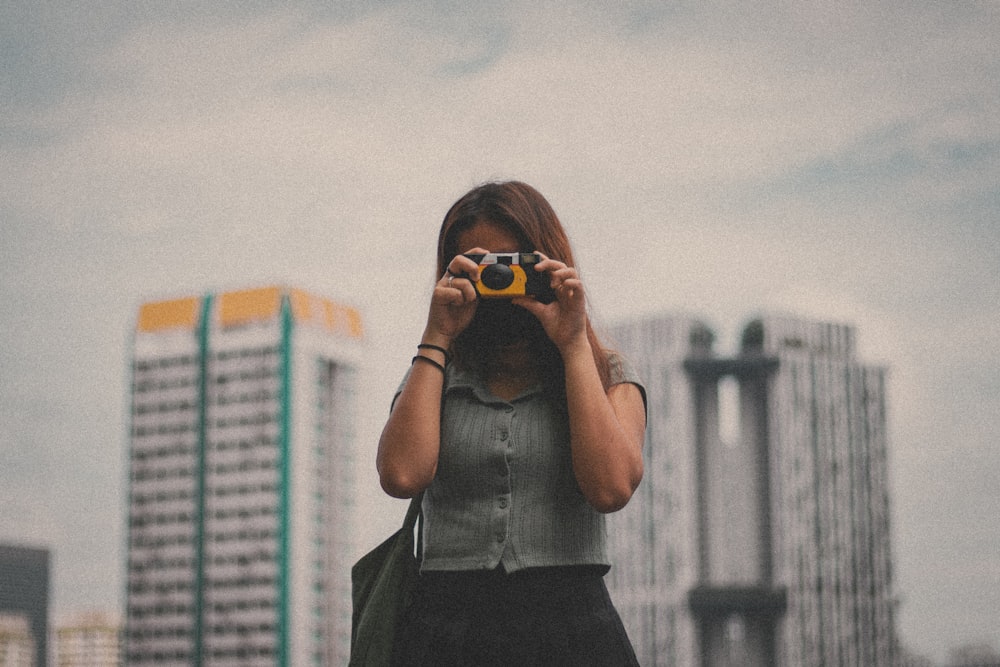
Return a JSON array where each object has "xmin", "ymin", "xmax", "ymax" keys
[{"xmin": 391, "ymin": 566, "xmax": 640, "ymax": 666}]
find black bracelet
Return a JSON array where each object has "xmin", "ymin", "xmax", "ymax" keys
[
  {"xmin": 417, "ymin": 343, "xmax": 450, "ymax": 363},
  {"xmin": 412, "ymin": 355, "xmax": 446, "ymax": 374}
]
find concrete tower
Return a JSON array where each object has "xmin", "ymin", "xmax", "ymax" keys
[{"xmin": 607, "ymin": 314, "xmax": 896, "ymax": 667}]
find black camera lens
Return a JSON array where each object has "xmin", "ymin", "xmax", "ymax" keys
[{"xmin": 480, "ymin": 263, "xmax": 515, "ymax": 290}]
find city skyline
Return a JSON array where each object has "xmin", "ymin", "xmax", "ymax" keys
[{"xmin": 2, "ymin": 3, "xmax": 998, "ymax": 664}]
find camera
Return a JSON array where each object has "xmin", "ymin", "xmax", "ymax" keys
[{"xmin": 463, "ymin": 252, "xmax": 555, "ymax": 303}]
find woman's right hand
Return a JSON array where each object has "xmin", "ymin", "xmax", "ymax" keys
[{"xmin": 422, "ymin": 250, "xmax": 484, "ymax": 346}]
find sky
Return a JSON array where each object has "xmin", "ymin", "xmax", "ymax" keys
[{"xmin": 1, "ymin": 2, "xmax": 997, "ymax": 662}]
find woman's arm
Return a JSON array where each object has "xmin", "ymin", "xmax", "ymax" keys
[
  {"xmin": 561, "ymin": 341, "xmax": 646, "ymax": 513},
  {"xmin": 376, "ymin": 253, "xmax": 482, "ymax": 498},
  {"xmin": 515, "ymin": 257, "xmax": 645, "ymax": 512},
  {"xmin": 376, "ymin": 345, "xmax": 446, "ymax": 498}
]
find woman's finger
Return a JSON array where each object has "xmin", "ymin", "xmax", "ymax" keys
[
  {"xmin": 547, "ymin": 266, "xmax": 577, "ymax": 284},
  {"xmin": 446, "ymin": 249, "xmax": 486, "ymax": 281}
]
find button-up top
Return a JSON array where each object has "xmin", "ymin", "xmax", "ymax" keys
[{"xmin": 396, "ymin": 353, "xmax": 643, "ymax": 574}]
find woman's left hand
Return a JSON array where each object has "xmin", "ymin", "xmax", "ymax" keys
[{"xmin": 513, "ymin": 253, "xmax": 589, "ymax": 354}]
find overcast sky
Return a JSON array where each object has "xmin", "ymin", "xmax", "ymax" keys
[{"xmin": 2, "ymin": 2, "xmax": 997, "ymax": 662}]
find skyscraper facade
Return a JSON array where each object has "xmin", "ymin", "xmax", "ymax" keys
[
  {"xmin": 125, "ymin": 286, "xmax": 363, "ymax": 666},
  {"xmin": 606, "ymin": 314, "xmax": 896, "ymax": 667},
  {"xmin": 741, "ymin": 315, "xmax": 895, "ymax": 667}
]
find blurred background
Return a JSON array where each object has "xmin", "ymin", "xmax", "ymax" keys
[{"xmin": 1, "ymin": 3, "xmax": 997, "ymax": 665}]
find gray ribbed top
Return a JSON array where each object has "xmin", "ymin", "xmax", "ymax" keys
[{"xmin": 395, "ymin": 353, "xmax": 643, "ymax": 573}]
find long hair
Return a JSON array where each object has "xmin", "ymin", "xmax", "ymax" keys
[{"xmin": 436, "ymin": 181, "xmax": 613, "ymax": 389}]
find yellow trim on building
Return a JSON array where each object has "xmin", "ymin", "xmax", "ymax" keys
[
  {"xmin": 138, "ymin": 287, "xmax": 362, "ymax": 338},
  {"xmin": 289, "ymin": 288, "xmax": 364, "ymax": 339},
  {"xmin": 289, "ymin": 289, "xmax": 313, "ymax": 324},
  {"xmin": 137, "ymin": 297, "xmax": 200, "ymax": 332},
  {"xmin": 218, "ymin": 287, "xmax": 282, "ymax": 327}
]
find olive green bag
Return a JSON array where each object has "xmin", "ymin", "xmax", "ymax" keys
[{"xmin": 349, "ymin": 494, "xmax": 423, "ymax": 666}]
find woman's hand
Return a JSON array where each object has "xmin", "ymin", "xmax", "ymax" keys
[
  {"xmin": 513, "ymin": 253, "xmax": 589, "ymax": 355},
  {"xmin": 422, "ymin": 250, "xmax": 484, "ymax": 347}
]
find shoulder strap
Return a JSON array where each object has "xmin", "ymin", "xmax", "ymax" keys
[{"xmin": 404, "ymin": 492, "xmax": 424, "ymax": 561}]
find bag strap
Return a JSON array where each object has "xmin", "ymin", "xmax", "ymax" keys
[
  {"xmin": 402, "ymin": 492, "xmax": 423, "ymax": 529},
  {"xmin": 403, "ymin": 492, "xmax": 424, "ymax": 561}
]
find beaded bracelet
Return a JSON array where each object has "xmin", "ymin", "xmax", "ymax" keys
[{"xmin": 412, "ymin": 355, "xmax": 446, "ymax": 374}]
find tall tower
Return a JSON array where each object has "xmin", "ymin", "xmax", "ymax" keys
[
  {"xmin": 125, "ymin": 286, "xmax": 363, "ymax": 666},
  {"xmin": 684, "ymin": 325, "xmax": 786, "ymax": 667},
  {"xmin": 607, "ymin": 314, "xmax": 896, "ymax": 667}
]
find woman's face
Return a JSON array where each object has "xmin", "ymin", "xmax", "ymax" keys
[
  {"xmin": 452, "ymin": 220, "xmax": 546, "ymax": 351},
  {"xmin": 454, "ymin": 220, "xmax": 523, "ymax": 256}
]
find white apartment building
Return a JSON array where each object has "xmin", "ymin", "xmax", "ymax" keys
[{"xmin": 125, "ymin": 286, "xmax": 363, "ymax": 666}]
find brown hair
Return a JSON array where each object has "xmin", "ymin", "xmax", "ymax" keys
[{"xmin": 436, "ymin": 181, "xmax": 613, "ymax": 389}]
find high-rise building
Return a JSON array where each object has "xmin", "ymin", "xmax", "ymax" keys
[
  {"xmin": 55, "ymin": 612, "xmax": 122, "ymax": 667},
  {"xmin": 125, "ymin": 286, "xmax": 363, "ymax": 666},
  {"xmin": 0, "ymin": 545, "xmax": 49, "ymax": 667},
  {"xmin": 606, "ymin": 313, "xmax": 897, "ymax": 667}
]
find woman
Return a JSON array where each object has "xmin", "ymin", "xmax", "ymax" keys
[{"xmin": 377, "ymin": 181, "xmax": 646, "ymax": 665}]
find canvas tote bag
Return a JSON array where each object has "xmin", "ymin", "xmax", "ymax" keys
[{"xmin": 349, "ymin": 493, "xmax": 423, "ymax": 666}]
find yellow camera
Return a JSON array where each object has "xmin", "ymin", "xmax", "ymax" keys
[{"xmin": 463, "ymin": 252, "xmax": 555, "ymax": 303}]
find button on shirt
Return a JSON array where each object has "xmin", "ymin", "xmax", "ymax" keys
[{"xmin": 396, "ymin": 353, "xmax": 643, "ymax": 574}]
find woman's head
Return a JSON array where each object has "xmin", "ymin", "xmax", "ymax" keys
[
  {"xmin": 437, "ymin": 180, "xmax": 612, "ymax": 388},
  {"xmin": 437, "ymin": 181, "xmax": 575, "ymax": 276}
]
